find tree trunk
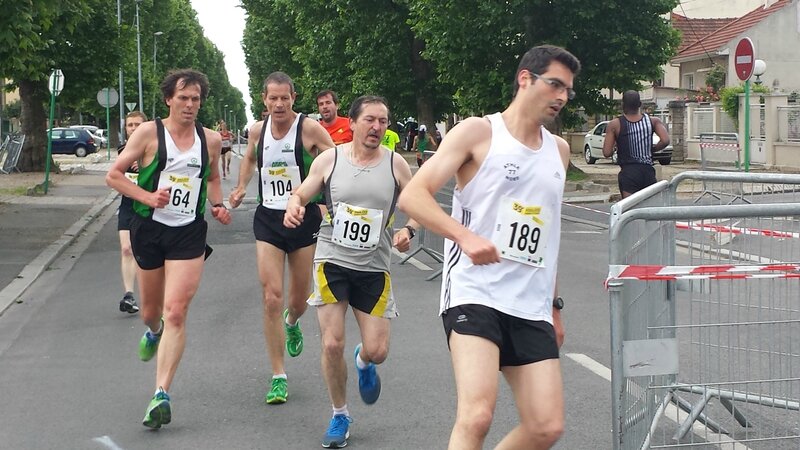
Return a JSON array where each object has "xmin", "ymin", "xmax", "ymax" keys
[
  {"xmin": 410, "ymin": 37, "xmax": 436, "ymax": 131},
  {"xmin": 567, "ymin": 160, "xmax": 584, "ymax": 176},
  {"xmin": 18, "ymin": 79, "xmax": 52, "ymax": 173}
]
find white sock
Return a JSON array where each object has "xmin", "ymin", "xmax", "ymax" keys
[
  {"xmin": 356, "ymin": 352, "xmax": 369, "ymax": 370},
  {"xmin": 150, "ymin": 320, "xmax": 163, "ymax": 336},
  {"xmin": 285, "ymin": 314, "xmax": 297, "ymax": 327},
  {"xmin": 333, "ymin": 404, "xmax": 349, "ymax": 417},
  {"xmin": 273, "ymin": 374, "xmax": 287, "ymax": 380}
]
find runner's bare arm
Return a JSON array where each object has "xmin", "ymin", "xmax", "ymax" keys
[
  {"xmin": 652, "ymin": 117, "xmax": 670, "ymax": 151},
  {"xmin": 602, "ymin": 119, "xmax": 619, "ymax": 158},
  {"xmin": 283, "ymin": 148, "xmax": 335, "ymax": 228},
  {"xmin": 106, "ymin": 121, "xmax": 169, "ymax": 208},
  {"xmin": 303, "ymin": 117, "xmax": 336, "ymax": 156},
  {"xmin": 230, "ymin": 120, "xmax": 262, "ymax": 208},
  {"xmin": 204, "ymin": 129, "xmax": 231, "ymax": 225},
  {"xmin": 398, "ymin": 117, "xmax": 500, "ymax": 265},
  {"xmin": 391, "ymin": 153, "xmax": 421, "ymax": 252}
]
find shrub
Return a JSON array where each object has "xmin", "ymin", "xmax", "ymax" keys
[{"xmin": 719, "ymin": 83, "xmax": 772, "ymax": 126}]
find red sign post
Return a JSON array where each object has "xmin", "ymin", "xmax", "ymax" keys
[{"xmin": 735, "ymin": 37, "xmax": 756, "ymax": 171}]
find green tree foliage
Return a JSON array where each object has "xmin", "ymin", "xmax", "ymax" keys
[
  {"xmin": 409, "ymin": 0, "xmax": 681, "ymax": 120},
  {"xmin": 0, "ymin": 0, "xmax": 246, "ymax": 171},
  {"xmin": 241, "ymin": 0, "xmax": 454, "ymax": 130},
  {"xmin": 0, "ymin": 0, "xmax": 122, "ymax": 171},
  {"xmin": 242, "ymin": 0, "xmax": 304, "ymax": 118}
]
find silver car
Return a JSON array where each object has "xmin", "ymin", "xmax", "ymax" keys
[{"xmin": 583, "ymin": 120, "xmax": 672, "ymax": 165}]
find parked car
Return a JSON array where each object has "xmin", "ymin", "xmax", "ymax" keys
[
  {"xmin": 91, "ymin": 130, "xmax": 108, "ymax": 147},
  {"xmin": 70, "ymin": 124, "xmax": 100, "ymax": 135},
  {"xmin": 583, "ymin": 120, "xmax": 672, "ymax": 165},
  {"xmin": 49, "ymin": 128, "xmax": 98, "ymax": 157}
]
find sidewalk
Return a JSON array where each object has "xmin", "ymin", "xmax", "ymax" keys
[{"xmin": 0, "ymin": 156, "xmax": 118, "ymax": 315}]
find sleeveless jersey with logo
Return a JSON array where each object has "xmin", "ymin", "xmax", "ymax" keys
[
  {"xmin": 440, "ymin": 113, "xmax": 565, "ymax": 323},
  {"xmin": 257, "ymin": 113, "xmax": 315, "ymax": 210},
  {"xmin": 616, "ymin": 113, "xmax": 654, "ymax": 165},
  {"xmin": 316, "ymin": 147, "xmax": 399, "ymax": 273},
  {"xmin": 133, "ymin": 119, "xmax": 209, "ymax": 227}
]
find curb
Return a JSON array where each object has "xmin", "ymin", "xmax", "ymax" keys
[{"xmin": 0, "ymin": 190, "xmax": 119, "ymax": 316}]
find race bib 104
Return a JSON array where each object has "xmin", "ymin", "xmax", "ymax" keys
[{"xmin": 260, "ymin": 166, "xmax": 301, "ymax": 209}]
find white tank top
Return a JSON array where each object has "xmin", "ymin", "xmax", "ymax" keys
[
  {"xmin": 152, "ymin": 127, "xmax": 203, "ymax": 227},
  {"xmin": 259, "ymin": 114, "xmax": 302, "ymax": 210},
  {"xmin": 439, "ymin": 113, "xmax": 565, "ymax": 323}
]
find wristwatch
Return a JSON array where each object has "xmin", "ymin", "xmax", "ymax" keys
[
  {"xmin": 553, "ymin": 296, "xmax": 564, "ymax": 310},
  {"xmin": 404, "ymin": 225, "xmax": 416, "ymax": 239}
]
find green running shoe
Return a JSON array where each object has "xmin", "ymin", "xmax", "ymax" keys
[
  {"xmin": 138, "ymin": 319, "xmax": 163, "ymax": 362},
  {"xmin": 142, "ymin": 388, "xmax": 171, "ymax": 429},
  {"xmin": 283, "ymin": 308, "xmax": 303, "ymax": 357},
  {"xmin": 266, "ymin": 377, "xmax": 288, "ymax": 404}
]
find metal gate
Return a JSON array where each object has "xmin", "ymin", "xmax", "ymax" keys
[{"xmin": 608, "ymin": 171, "xmax": 800, "ymax": 449}]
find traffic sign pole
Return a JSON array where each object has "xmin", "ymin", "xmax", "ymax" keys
[
  {"xmin": 744, "ymin": 80, "xmax": 750, "ymax": 172},
  {"xmin": 735, "ymin": 37, "xmax": 755, "ymax": 173},
  {"xmin": 97, "ymin": 87, "xmax": 119, "ymax": 161},
  {"xmin": 44, "ymin": 69, "xmax": 64, "ymax": 194},
  {"xmin": 106, "ymin": 89, "xmax": 111, "ymax": 160}
]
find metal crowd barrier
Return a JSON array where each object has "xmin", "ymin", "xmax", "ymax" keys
[
  {"xmin": 696, "ymin": 133, "xmax": 744, "ymax": 204},
  {"xmin": 608, "ymin": 171, "xmax": 800, "ymax": 449},
  {"xmin": 399, "ymin": 178, "xmax": 453, "ymax": 281},
  {"xmin": 0, "ymin": 133, "xmax": 25, "ymax": 174}
]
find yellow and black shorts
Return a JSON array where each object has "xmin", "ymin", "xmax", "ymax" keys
[{"xmin": 308, "ymin": 262, "xmax": 398, "ymax": 318}]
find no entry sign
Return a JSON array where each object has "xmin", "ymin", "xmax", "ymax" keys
[{"xmin": 735, "ymin": 38, "xmax": 755, "ymax": 81}]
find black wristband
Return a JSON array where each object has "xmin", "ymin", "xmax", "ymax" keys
[
  {"xmin": 404, "ymin": 225, "xmax": 416, "ymax": 239},
  {"xmin": 212, "ymin": 203, "xmax": 226, "ymax": 209}
]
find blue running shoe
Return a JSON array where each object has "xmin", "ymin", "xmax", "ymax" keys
[
  {"xmin": 142, "ymin": 388, "xmax": 171, "ymax": 429},
  {"xmin": 322, "ymin": 414, "xmax": 352, "ymax": 448},
  {"xmin": 354, "ymin": 343, "xmax": 381, "ymax": 405}
]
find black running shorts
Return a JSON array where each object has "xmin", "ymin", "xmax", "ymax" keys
[
  {"xmin": 442, "ymin": 304, "xmax": 558, "ymax": 367},
  {"xmin": 253, "ymin": 204, "xmax": 322, "ymax": 253},
  {"xmin": 311, "ymin": 262, "xmax": 394, "ymax": 317},
  {"xmin": 117, "ymin": 196, "xmax": 135, "ymax": 231},
  {"xmin": 618, "ymin": 163, "xmax": 657, "ymax": 195},
  {"xmin": 129, "ymin": 216, "xmax": 208, "ymax": 270}
]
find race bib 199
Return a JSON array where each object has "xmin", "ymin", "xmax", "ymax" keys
[
  {"xmin": 157, "ymin": 171, "xmax": 201, "ymax": 216},
  {"xmin": 491, "ymin": 196, "xmax": 550, "ymax": 267},
  {"xmin": 331, "ymin": 202, "xmax": 383, "ymax": 250}
]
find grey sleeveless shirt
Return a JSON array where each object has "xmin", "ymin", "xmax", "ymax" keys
[{"xmin": 315, "ymin": 146, "xmax": 400, "ymax": 272}]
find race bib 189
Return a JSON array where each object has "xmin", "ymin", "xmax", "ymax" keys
[{"xmin": 491, "ymin": 196, "xmax": 550, "ymax": 267}]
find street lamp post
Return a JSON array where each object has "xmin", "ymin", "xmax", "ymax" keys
[
  {"xmin": 117, "ymin": 0, "xmax": 125, "ymax": 144},
  {"xmin": 135, "ymin": 0, "xmax": 144, "ymax": 113},
  {"xmin": 225, "ymin": 104, "xmax": 229, "ymax": 125},
  {"xmin": 152, "ymin": 31, "xmax": 164, "ymax": 118}
]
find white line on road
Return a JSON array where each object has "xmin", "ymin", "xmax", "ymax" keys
[
  {"xmin": 565, "ymin": 353, "xmax": 752, "ymax": 450},
  {"xmin": 392, "ymin": 248, "xmax": 433, "ymax": 271},
  {"xmin": 93, "ymin": 436, "xmax": 124, "ymax": 450}
]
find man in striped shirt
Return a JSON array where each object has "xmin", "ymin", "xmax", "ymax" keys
[{"xmin": 602, "ymin": 90, "xmax": 670, "ymax": 198}]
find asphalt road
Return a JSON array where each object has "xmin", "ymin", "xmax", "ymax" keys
[{"xmin": 0, "ymin": 154, "xmax": 626, "ymax": 449}]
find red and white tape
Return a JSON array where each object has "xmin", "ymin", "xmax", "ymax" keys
[
  {"xmin": 676, "ymin": 221, "xmax": 800, "ymax": 239},
  {"xmin": 608, "ymin": 263, "xmax": 800, "ymax": 283},
  {"xmin": 699, "ymin": 142, "xmax": 739, "ymax": 149}
]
